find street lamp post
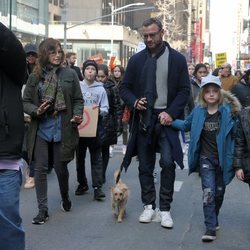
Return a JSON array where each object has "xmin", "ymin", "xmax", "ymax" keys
[
  {"xmin": 109, "ymin": 2, "xmax": 145, "ymax": 57},
  {"xmin": 9, "ymin": 0, "xmax": 12, "ymax": 30},
  {"xmin": 62, "ymin": 4, "xmax": 154, "ymax": 52}
]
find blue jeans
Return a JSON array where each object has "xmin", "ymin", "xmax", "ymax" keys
[
  {"xmin": 137, "ymin": 127, "xmax": 176, "ymax": 211},
  {"xmin": 0, "ymin": 169, "xmax": 25, "ymax": 250},
  {"xmin": 200, "ymin": 157, "xmax": 225, "ymax": 231}
]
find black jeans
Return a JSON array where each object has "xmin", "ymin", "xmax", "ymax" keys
[
  {"xmin": 34, "ymin": 136, "xmax": 69, "ymax": 211},
  {"xmin": 137, "ymin": 127, "xmax": 176, "ymax": 211},
  {"xmin": 101, "ymin": 145, "xmax": 110, "ymax": 180},
  {"xmin": 76, "ymin": 137, "xmax": 103, "ymax": 188}
]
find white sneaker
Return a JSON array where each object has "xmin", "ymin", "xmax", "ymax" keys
[
  {"xmin": 122, "ymin": 145, "xmax": 126, "ymax": 155},
  {"xmin": 160, "ymin": 211, "xmax": 174, "ymax": 228},
  {"xmin": 24, "ymin": 177, "xmax": 35, "ymax": 189},
  {"xmin": 139, "ymin": 205, "xmax": 155, "ymax": 223},
  {"xmin": 152, "ymin": 208, "xmax": 161, "ymax": 222},
  {"xmin": 109, "ymin": 146, "xmax": 114, "ymax": 158}
]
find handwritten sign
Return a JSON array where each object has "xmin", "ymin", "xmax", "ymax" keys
[
  {"xmin": 78, "ymin": 107, "xmax": 99, "ymax": 137},
  {"xmin": 215, "ymin": 52, "xmax": 227, "ymax": 68}
]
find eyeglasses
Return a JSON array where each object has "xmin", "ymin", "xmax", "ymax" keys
[
  {"xmin": 142, "ymin": 29, "xmax": 162, "ymax": 39},
  {"xmin": 49, "ymin": 50, "xmax": 63, "ymax": 56}
]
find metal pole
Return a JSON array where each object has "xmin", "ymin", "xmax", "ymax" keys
[
  {"xmin": 64, "ymin": 22, "xmax": 67, "ymax": 51},
  {"xmin": 9, "ymin": 0, "xmax": 12, "ymax": 30},
  {"xmin": 110, "ymin": 4, "xmax": 114, "ymax": 57}
]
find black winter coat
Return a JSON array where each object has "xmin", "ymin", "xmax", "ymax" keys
[
  {"xmin": 231, "ymin": 80, "xmax": 250, "ymax": 108},
  {"xmin": 101, "ymin": 79, "xmax": 123, "ymax": 146},
  {"xmin": 0, "ymin": 22, "xmax": 26, "ymax": 159},
  {"xmin": 234, "ymin": 107, "xmax": 250, "ymax": 172}
]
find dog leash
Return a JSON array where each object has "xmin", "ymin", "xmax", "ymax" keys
[{"xmin": 116, "ymin": 107, "xmax": 137, "ymax": 184}]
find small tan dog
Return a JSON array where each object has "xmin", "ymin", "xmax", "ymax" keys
[{"xmin": 111, "ymin": 170, "xmax": 129, "ymax": 223}]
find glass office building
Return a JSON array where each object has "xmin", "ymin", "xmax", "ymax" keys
[{"xmin": 0, "ymin": 0, "xmax": 48, "ymax": 44}]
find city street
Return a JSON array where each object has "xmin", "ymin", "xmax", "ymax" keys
[{"xmin": 20, "ymin": 142, "xmax": 250, "ymax": 250}]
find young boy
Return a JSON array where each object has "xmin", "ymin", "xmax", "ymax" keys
[
  {"xmin": 171, "ymin": 75, "xmax": 241, "ymax": 242},
  {"xmin": 75, "ymin": 60, "xmax": 109, "ymax": 200}
]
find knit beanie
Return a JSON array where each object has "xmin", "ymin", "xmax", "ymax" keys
[{"xmin": 82, "ymin": 60, "xmax": 98, "ymax": 74}]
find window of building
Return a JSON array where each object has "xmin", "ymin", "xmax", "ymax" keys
[
  {"xmin": 49, "ymin": 0, "xmax": 52, "ymax": 3},
  {"xmin": 17, "ymin": 3, "xmax": 38, "ymax": 25},
  {"xmin": 54, "ymin": 0, "xmax": 58, "ymax": 6},
  {"xmin": 54, "ymin": 14, "xmax": 61, "ymax": 21},
  {"xmin": 59, "ymin": 0, "xmax": 64, "ymax": 7},
  {"xmin": 73, "ymin": 42, "xmax": 120, "ymax": 66},
  {"xmin": 0, "ymin": 0, "xmax": 9, "ymax": 16}
]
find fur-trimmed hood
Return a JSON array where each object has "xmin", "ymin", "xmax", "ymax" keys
[{"xmin": 221, "ymin": 89, "xmax": 241, "ymax": 115}]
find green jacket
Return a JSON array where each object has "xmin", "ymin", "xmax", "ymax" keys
[{"xmin": 23, "ymin": 67, "xmax": 84, "ymax": 163}]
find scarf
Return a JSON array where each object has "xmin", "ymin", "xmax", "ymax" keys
[
  {"xmin": 139, "ymin": 42, "xmax": 166, "ymax": 132},
  {"xmin": 42, "ymin": 65, "xmax": 66, "ymax": 112}
]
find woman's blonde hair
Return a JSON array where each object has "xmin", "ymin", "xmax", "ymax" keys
[
  {"xmin": 198, "ymin": 84, "xmax": 223, "ymax": 107},
  {"xmin": 34, "ymin": 38, "xmax": 65, "ymax": 78}
]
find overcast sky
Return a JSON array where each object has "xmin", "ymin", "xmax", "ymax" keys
[{"xmin": 210, "ymin": 0, "xmax": 238, "ymax": 63}]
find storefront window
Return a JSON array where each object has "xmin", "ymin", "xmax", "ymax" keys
[{"xmin": 73, "ymin": 42, "xmax": 120, "ymax": 66}]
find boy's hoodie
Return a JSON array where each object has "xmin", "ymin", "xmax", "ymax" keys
[{"xmin": 80, "ymin": 80, "xmax": 109, "ymax": 115}]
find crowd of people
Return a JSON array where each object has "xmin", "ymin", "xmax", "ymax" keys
[{"xmin": 1, "ymin": 17, "xmax": 250, "ymax": 249}]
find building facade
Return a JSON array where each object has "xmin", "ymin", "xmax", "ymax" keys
[
  {"xmin": 0, "ymin": 0, "xmax": 48, "ymax": 45},
  {"xmin": 49, "ymin": 0, "xmax": 154, "ymax": 67},
  {"xmin": 236, "ymin": 0, "xmax": 250, "ymax": 70},
  {"xmin": 189, "ymin": 0, "xmax": 210, "ymax": 64}
]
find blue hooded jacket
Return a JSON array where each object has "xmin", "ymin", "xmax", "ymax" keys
[{"xmin": 172, "ymin": 90, "xmax": 241, "ymax": 185}]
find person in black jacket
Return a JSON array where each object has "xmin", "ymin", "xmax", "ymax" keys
[
  {"xmin": 23, "ymin": 43, "xmax": 38, "ymax": 84},
  {"xmin": 234, "ymin": 107, "xmax": 250, "ymax": 185},
  {"xmin": 96, "ymin": 64, "xmax": 123, "ymax": 183},
  {"xmin": 231, "ymin": 69, "xmax": 250, "ymax": 108},
  {"xmin": 66, "ymin": 52, "xmax": 83, "ymax": 81},
  {"xmin": 0, "ymin": 22, "xmax": 26, "ymax": 250}
]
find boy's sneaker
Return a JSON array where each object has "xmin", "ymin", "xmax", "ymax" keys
[
  {"xmin": 75, "ymin": 184, "xmax": 89, "ymax": 195},
  {"xmin": 201, "ymin": 230, "xmax": 216, "ymax": 242},
  {"xmin": 32, "ymin": 210, "xmax": 49, "ymax": 225},
  {"xmin": 94, "ymin": 188, "xmax": 106, "ymax": 200},
  {"xmin": 60, "ymin": 197, "xmax": 72, "ymax": 212},
  {"xmin": 24, "ymin": 177, "xmax": 35, "ymax": 189},
  {"xmin": 160, "ymin": 211, "xmax": 174, "ymax": 228},
  {"xmin": 139, "ymin": 205, "xmax": 155, "ymax": 223}
]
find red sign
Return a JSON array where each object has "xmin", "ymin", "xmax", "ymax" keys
[
  {"xmin": 88, "ymin": 54, "xmax": 104, "ymax": 64},
  {"xmin": 195, "ymin": 17, "xmax": 203, "ymax": 63},
  {"xmin": 109, "ymin": 56, "xmax": 116, "ymax": 70}
]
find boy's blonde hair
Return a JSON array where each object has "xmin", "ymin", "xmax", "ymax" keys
[{"xmin": 198, "ymin": 84, "xmax": 223, "ymax": 107}]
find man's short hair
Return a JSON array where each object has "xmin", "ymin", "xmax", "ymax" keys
[
  {"xmin": 142, "ymin": 18, "xmax": 163, "ymax": 30},
  {"xmin": 221, "ymin": 63, "xmax": 232, "ymax": 70},
  {"xmin": 66, "ymin": 52, "xmax": 76, "ymax": 59}
]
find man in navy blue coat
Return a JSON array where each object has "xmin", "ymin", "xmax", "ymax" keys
[{"xmin": 120, "ymin": 18, "xmax": 190, "ymax": 228}]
